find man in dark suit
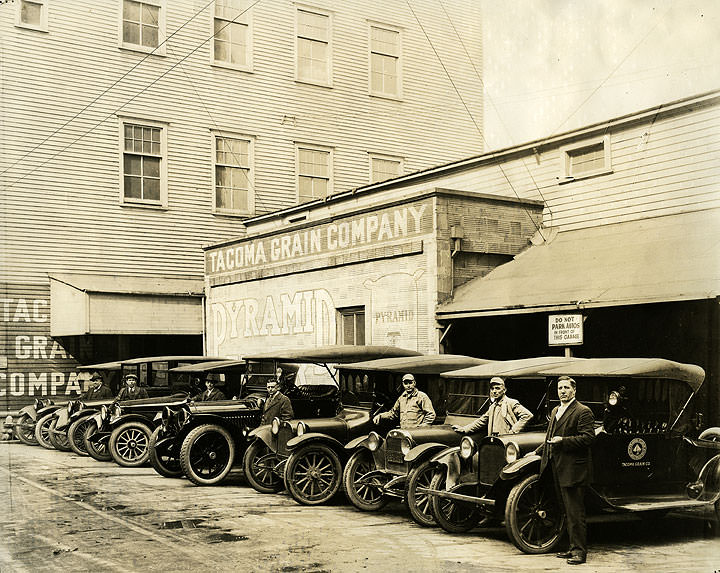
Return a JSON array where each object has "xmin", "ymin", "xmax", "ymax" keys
[
  {"xmin": 260, "ymin": 379, "xmax": 293, "ymax": 425},
  {"xmin": 535, "ymin": 376, "xmax": 595, "ymax": 565},
  {"xmin": 116, "ymin": 374, "xmax": 149, "ymax": 400},
  {"xmin": 192, "ymin": 379, "xmax": 226, "ymax": 402},
  {"xmin": 82, "ymin": 372, "xmax": 114, "ymax": 400}
]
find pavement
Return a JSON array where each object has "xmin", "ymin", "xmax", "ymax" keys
[{"xmin": 0, "ymin": 441, "xmax": 718, "ymax": 572}]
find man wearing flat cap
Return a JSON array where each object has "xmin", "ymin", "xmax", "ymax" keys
[
  {"xmin": 82, "ymin": 372, "xmax": 113, "ymax": 400},
  {"xmin": 373, "ymin": 373, "xmax": 436, "ymax": 429},
  {"xmin": 116, "ymin": 373, "xmax": 148, "ymax": 400},
  {"xmin": 453, "ymin": 376, "xmax": 532, "ymax": 436}
]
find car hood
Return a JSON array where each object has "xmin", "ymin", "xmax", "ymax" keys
[
  {"xmin": 389, "ymin": 425, "xmax": 462, "ymax": 447},
  {"xmin": 189, "ymin": 400, "xmax": 260, "ymax": 414},
  {"xmin": 120, "ymin": 394, "xmax": 188, "ymax": 407}
]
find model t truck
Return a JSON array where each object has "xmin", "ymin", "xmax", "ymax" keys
[{"xmin": 423, "ymin": 357, "xmax": 720, "ymax": 553}]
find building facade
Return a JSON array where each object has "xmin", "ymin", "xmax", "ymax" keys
[{"xmin": 0, "ymin": 0, "xmax": 484, "ymax": 410}]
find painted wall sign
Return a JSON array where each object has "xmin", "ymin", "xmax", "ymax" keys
[
  {"xmin": 206, "ymin": 199, "xmax": 431, "ymax": 277},
  {"xmin": 548, "ymin": 313, "xmax": 584, "ymax": 346},
  {"xmin": 365, "ymin": 270, "xmax": 424, "ymax": 349}
]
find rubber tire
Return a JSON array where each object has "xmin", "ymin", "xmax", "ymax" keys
[
  {"xmin": 285, "ymin": 443, "xmax": 343, "ymax": 506},
  {"xmin": 180, "ymin": 424, "xmax": 235, "ymax": 486},
  {"xmin": 243, "ymin": 439, "xmax": 284, "ymax": 493},
  {"xmin": 407, "ymin": 460, "xmax": 444, "ymax": 527},
  {"xmin": 15, "ymin": 413, "xmax": 38, "ymax": 446},
  {"xmin": 35, "ymin": 412, "xmax": 56, "ymax": 450},
  {"xmin": 48, "ymin": 418, "xmax": 72, "ymax": 451},
  {"xmin": 84, "ymin": 423, "xmax": 112, "ymax": 462},
  {"xmin": 109, "ymin": 421, "xmax": 152, "ymax": 467},
  {"xmin": 68, "ymin": 417, "xmax": 94, "ymax": 455},
  {"xmin": 505, "ymin": 473, "xmax": 566, "ymax": 554},
  {"xmin": 428, "ymin": 469, "xmax": 482, "ymax": 533},
  {"xmin": 149, "ymin": 426, "xmax": 183, "ymax": 478},
  {"xmin": 343, "ymin": 449, "xmax": 388, "ymax": 511}
]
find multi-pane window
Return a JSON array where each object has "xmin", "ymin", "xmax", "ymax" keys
[
  {"xmin": 370, "ymin": 156, "xmax": 402, "ymax": 183},
  {"xmin": 122, "ymin": 0, "xmax": 162, "ymax": 51},
  {"xmin": 338, "ymin": 307, "xmax": 365, "ymax": 346},
  {"xmin": 297, "ymin": 8, "xmax": 330, "ymax": 85},
  {"xmin": 122, "ymin": 124, "xmax": 163, "ymax": 204},
  {"xmin": 16, "ymin": 0, "xmax": 48, "ymax": 31},
  {"xmin": 562, "ymin": 136, "xmax": 611, "ymax": 180},
  {"xmin": 297, "ymin": 146, "xmax": 331, "ymax": 204},
  {"xmin": 215, "ymin": 136, "xmax": 252, "ymax": 214},
  {"xmin": 213, "ymin": 0, "xmax": 250, "ymax": 68},
  {"xmin": 370, "ymin": 26, "xmax": 400, "ymax": 97}
]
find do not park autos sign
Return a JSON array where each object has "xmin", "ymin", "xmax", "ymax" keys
[{"xmin": 548, "ymin": 314, "xmax": 584, "ymax": 346}]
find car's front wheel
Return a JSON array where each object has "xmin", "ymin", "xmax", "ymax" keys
[
  {"xmin": 285, "ymin": 443, "xmax": 342, "ymax": 505},
  {"xmin": 343, "ymin": 449, "xmax": 388, "ymax": 511},
  {"xmin": 243, "ymin": 439, "xmax": 284, "ymax": 493},
  {"xmin": 84, "ymin": 424, "xmax": 112, "ymax": 462},
  {"xmin": 48, "ymin": 418, "xmax": 72, "ymax": 452},
  {"xmin": 109, "ymin": 422, "xmax": 152, "ymax": 467},
  {"xmin": 180, "ymin": 424, "xmax": 235, "ymax": 486},
  {"xmin": 34, "ymin": 413, "xmax": 56, "ymax": 450},
  {"xmin": 68, "ymin": 417, "xmax": 94, "ymax": 455},
  {"xmin": 429, "ymin": 469, "xmax": 482, "ymax": 533},
  {"xmin": 505, "ymin": 473, "xmax": 565, "ymax": 554},
  {"xmin": 15, "ymin": 413, "xmax": 37, "ymax": 446},
  {"xmin": 148, "ymin": 427, "xmax": 183, "ymax": 478}
]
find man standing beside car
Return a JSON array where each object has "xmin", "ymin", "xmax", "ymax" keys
[
  {"xmin": 535, "ymin": 376, "xmax": 595, "ymax": 565},
  {"xmin": 373, "ymin": 373, "xmax": 435, "ymax": 429},
  {"xmin": 260, "ymin": 379, "xmax": 293, "ymax": 425},
  {"xmin": 452, "ymin": 376, "xmax": 532, "ymax": 435}
]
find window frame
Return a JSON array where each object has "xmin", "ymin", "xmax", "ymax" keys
[
  {"xmin": 559, "ymin": 134, "xmax": 612, "ymax": 183},
  {"xmin": 294, "ymin": 4, "xmax": 333, "ymax": 88},
  {"xmin": 295, "ymin": 142, "xmax": 333, "ymax": 205},
  {"xmin": 368, "ymin": 21, "xmax": 402, "ymax": 100},
  {"xmin": 211, "ymin": 130, "xmax": 256, "ymax": 217},
  {"xmin": 369, "ymin": 153, "xmax": 403, "ymax": 184},
  {"xmin": 15, "ymin": 0, "xmax": 49, "ymax": 32},
  {"xmin": 118, "ymin": 0, "xmax": 166, "ymax": 56},
  {"xmin": 337, "ymin": 306, "xmax": 366, "ymax": 346},
  {"xmin": 210, "ymin": 0, "xmax": 253, "ymax": 72},
  {"xmin": 118, "ymin": 117, "xmax": 168, "ymax": 209}
]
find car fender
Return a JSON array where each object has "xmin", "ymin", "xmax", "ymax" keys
[
  {"xmin": 345, "ymin": 434, "xmax": 372, "ymax": 450},
  {"xmin": 70, "ymin": 409, "xmax": 98, "ymax": 423},
  {"xmin": 36, "ymin": 405, "xmax": 61, "ymax": 418},
  {"xmin": 430, "ymin": 445, "xmax": 460, "ymax": 468},
  {"xmin": 249, "ymin": 425, "xmax": 273, "ymax": 449},
  {"xmin": 110, "ymin": 414, "xmax": 153, "ymax": 430},
  {"xmin": 500, "ymin": 453, "xmax": 541, "ymax": 481},
  {"xmin": 405, "ymin": 442, "xmax": 446, "ymax": 464},
  {"xmin": 18, "ymin": 405, "xmax": 38, "ymax": 421},
  {"xmin": 287, "ymin": 433, "xmax": 345, "ymax": 454}
]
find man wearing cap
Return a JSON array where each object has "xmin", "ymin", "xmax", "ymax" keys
[
  {"xmin": 452, "ymin": 377, "xmax": 532, "ymax": 436},
  {"xmin": 373, "ymin": 373, "xmax": 435, "ymax": 429},
  {"xmin": 192, "ymin": 379, "xmax": 226, "ymax": 402},
  {"xmin": 116, "ymin": 374, "xmax": 149, "ymax": 400},
  {"xmin": 82, "ymin": 372, "xmax": 113, "ymax": 400}
]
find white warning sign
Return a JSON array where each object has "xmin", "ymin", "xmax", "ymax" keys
[{"xmin": 548, "ymin": 314, "xmax": 584, "ymax": 346}]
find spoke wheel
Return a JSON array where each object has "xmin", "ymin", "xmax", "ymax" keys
[
  {"xmin": 149, "ymin": 426, "xmax": 183, "ymax": 478},
  {"xmin": 68, "ymin": 417, "xmax": 94, "ymax": 455},
  {"xmin": 109, "ymin": 422, "xmax": 152, "ymax": 467},
  {"xmin": 180, "ymin": 424, "xmax": 235, "ymax": 486},
  {"xmin": 84, "ymin": 423, "xmax": 112, "ymax": 461},
  {"xmin": 48, "ymin": 418, "xmax": 72, "ymax": 451},
  {"xmin": 243, "ymin": 439, "xmax": 284, "ymax": 493},
  {"xmin": 343, "ymin": 449, "xmax": 388, "ymax": 511},
  {"xmin": 285, "ymin": 444, "xmax": 342, "ymax": 505},
  {"xmin": 35, "ymin": 413, "xmax": 56, "ymax": 450},
  {"xmin": 429, "ymin": 469, "xmax": 482, "ymax": 533},
  {"xmin": 407, "ymin": 460, "xmax": 447, "ymax": 527},
  {"xmin": 15, "ymin": 413, "xmax": 38, "ymax": 446},
  {"xmin": 505, "ymin": 473, "xmax": 565, "ymax": 554}
]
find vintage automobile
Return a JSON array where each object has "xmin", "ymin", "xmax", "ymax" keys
[
  {"xmin": 339, "ymin": 354, "xmax": 491, "ymax": 524},
  {"xmin": 242, "ymin": 345, "xmax": 423, "ymax": 497},
  {"xmin": 424, "ymin": 357, "xmax": 720, "ymax": 554},
  {"xmin": 78, "ymin": 355, "xmax": 225, "ymax": 463},
  {"xmin": 29, "ymin": 361, "xmax": 122, "ymax": 449}
]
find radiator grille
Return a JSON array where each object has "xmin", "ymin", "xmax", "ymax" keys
[{"xmin": 478, "ymin": 442, "xmax": 506, "ymax": 485}]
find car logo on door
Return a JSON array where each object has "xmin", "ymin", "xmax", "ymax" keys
[{"xmin": 627, "ymin": 437, "xmax": 647, "ymax": 461}]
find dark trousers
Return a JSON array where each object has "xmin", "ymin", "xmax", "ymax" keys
[{"xmin": 559, "ymin": 485, "xmax": 587, "ymax": 557}]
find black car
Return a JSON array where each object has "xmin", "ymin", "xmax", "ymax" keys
[{"xmin": 424, "ymin": 357, "xmax": 720, "ymax": 554}]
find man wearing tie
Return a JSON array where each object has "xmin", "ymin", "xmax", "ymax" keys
[
  {"xmin": 260, "ymin": 379, "xmax": 294, "ymax": 425},
  {"xmin": 535, "ymin": 376, "xmax": 595, "ymax": 565},
  {"xmin": 452, "ymin": 376, "xmax": 533, "ymax": 436},
  {"xmin": 192, "ymin": 379, "xmax": 226, "ymax": 402}
]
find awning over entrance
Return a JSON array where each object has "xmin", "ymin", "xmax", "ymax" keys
[
  {"xmin": 437, "ymin": 209, "xmax": 720, "ymax": 319},
  {"xmin": 49, "ymin": 274, "xmax": 205, "ymax": 336}
]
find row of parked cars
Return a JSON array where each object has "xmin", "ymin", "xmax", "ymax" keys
[{"xmin": 8, "ymin": 348, "xmax": 720, "ymax": 553}]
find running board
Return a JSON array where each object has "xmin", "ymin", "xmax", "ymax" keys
[
  {"xmin": 610, "ymin": 499, "xmax": 709, "ymax": 512},
  {"xmin": 416, "ymin": 487, "xmax": 495, "ymax": 508}
]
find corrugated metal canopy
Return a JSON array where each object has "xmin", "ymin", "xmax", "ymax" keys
[
  {"xmin": 243, "ymin": 345, "xmax": 422, "ymax": 364},
  {"xmin": 341, "ymin": 354, "xmax": 491, "ymax": 374},
  {"xmin": 442, "ymin": 356, "xmax": 582, "ymax": 379},
  {"xmin": 437, "ymin": 210, "xmax": 720, "ymax": 319},
  {"xmin": 171, "ymin": 360, "xmax": 247, "ymax": 373},
  {"xmin": 76, "ymin": 361, "xmax": 123, "ymax": 371},
  {"xmin": 120, "ymin": 356, "xmax": 225, "ymax": 365},
  {"xmin": 49, "ymin": 273, "xmax": 204, "ymax": 296}
]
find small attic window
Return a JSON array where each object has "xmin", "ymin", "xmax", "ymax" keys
[{"xmin": 560, "ymin": 135, "xmax": 612, "ymax": 182}]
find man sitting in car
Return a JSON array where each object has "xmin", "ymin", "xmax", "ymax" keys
[
  {"xmin": 116, "ymin": 373, "xmax": 149, "ymax": 400},
  {"xmin": 373, "ymin": 373, "xmax": 436, "ymax": 429},
  {"xmin": 82, "ymin": 371, "xmax": 114, "ymax": 400},
  {"xmin": 191, "ymin": 378, "xmax": 226, "ymax": 402},
  {"xmin": 452, "ymin": 376, "xmax": 532, "ymax": 435}
]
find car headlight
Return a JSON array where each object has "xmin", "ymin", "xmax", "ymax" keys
[
  {"xmin": 608, "ymin": 391, "xmax": 619, "ymax": 406},
  {"xmin": 505, "ymin": 441, "xmax": 519, "ymax": 463},
  {"xmin": 296, "ymin": 422, "xmax": 307, "ymax": 436},
  {"xmin": 460, "ymin": 436, "xmax": 476, "ymax": 459},
  {"xmin": 112, "ymin": 403, "xmax": 122, "ymax": 418},
  {"xmin": 34, "ymin": 398, "xmax": 43, "ymax": 410},
  {"xmin": 100, "ymin": 405, "xmax": 108, "ymax": 420},
  {"xmin": 400, "ymin": 437, "xmax": 412, "ymax": 456},
  {"xmin": 271, "ymin": 417, "xmax": 280, "ymax": 435},
  {"xmin": 367, "ymin": 431, "xmax": 381, "ymax": 452},
  {"xmin": 67, "ymin": 401, "xmax": 74, "ymax": 413}
]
